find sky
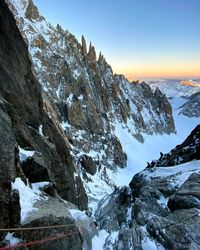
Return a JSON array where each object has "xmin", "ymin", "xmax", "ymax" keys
[{"xmin": 34, "ymin": 0, "xmax": 200, "ymax": 80}]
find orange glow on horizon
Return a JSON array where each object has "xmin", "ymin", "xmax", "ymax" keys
[
  {"xmin": 111, "ymin": 62, "xmax": 200, "ymax": 81},
  {"xmin": 126, "ymin": 72, "xmax": 200, "ymax": 81},
  {"xmin": 122, "ymin": 69, "xmax": 200, "ymax": 81},
  {"xmin": 180, "ymin": 81, "xmax": 200, "ymax": 87}
]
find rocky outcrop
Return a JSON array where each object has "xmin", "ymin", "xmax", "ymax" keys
[
  {"xmin": 179, "ymin": 91, "xmax": 200, "ymax": 117},
  {"xmin": 154, "ymin": 87, "xmax": 172, "ymax": 115},
  {"xmin": 21, "ymin": 153, "xmax": 53, "ymax": 183},
  {"xmin": 21, "ymin": 215, "xmax": 82, "ymax": 250},
  {"xmin": 87, "ymin": 42, "xmax": 97, "ymax": 62},
  {"xmin": 80, "ymin": 155, "xmax": 97, "ymax": 175},
  {"xmin": 168, "ymin": 172, "xmax": 200, "ymax": 211},
  {"xmin": 95, "ymin": 125, "xmax": 200, "ymax": 249},
  {"xmin": 95, "ymin": 187, "xmax": 132, "ymax": 232},
  {"xmin": 113, "ymin": 137, "xmax": 127, "ymax": 168},
  {"xmin": 146, "ymin": 210, "xmax": 200, "ymax": 250},
  {"xmin": 20, "ymin": 197, "xmax": 83, "ymax": 250},
  {"xmin": 25, "ymin": 0, "xmax": 44, "ymax": 22},
  {"xmin": 96, "ymin": 168, "xmax": 200, "ymax": 249}
]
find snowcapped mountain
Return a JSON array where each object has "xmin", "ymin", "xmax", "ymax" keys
[
  {"xmin": 147, "ymin": 78, "xmax": 200, "ymax": 98},
  {"xmin": 5, "ymin": 0, "xmax": 175, "ymax": 211}
]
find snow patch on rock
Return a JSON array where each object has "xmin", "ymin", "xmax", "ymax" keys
[{"xmin": 12, "ymin": 178, "xmax": 49, "ymax": 223}]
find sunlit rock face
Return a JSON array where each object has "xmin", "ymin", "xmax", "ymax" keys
[{"xmin": 6, "ymin": 0, "xmax": 175, "ymax": 210}]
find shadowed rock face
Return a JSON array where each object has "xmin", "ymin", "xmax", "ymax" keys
[
  {"xmin": 0, "ymin": 97, "xmax": 16, "ymax": 239},
  {"xmin": 0, "ymin": 0, "xmax": 43, "ymax": 129},
  {"xmin": 179, "ymin": 91, "xmax": 200, "ymax": 118},
  {"xmin": 0, "ymin": 0, "xmax": 33, "ymax": 236},
  {"xmin": 0, "ymin": 1, "xmax": 85, "ymax": 248},
  {"xmin": 0, "ymin": 0, "xmax": 87, "ymax": 222},
  {"xmin": 168, "ymin": 172, "xmax": 200, "ymax": 211}
]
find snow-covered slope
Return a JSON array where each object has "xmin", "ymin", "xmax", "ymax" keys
[{"xmin": 108, "ymin": 79, "xmax": 200, "ymax": 186}]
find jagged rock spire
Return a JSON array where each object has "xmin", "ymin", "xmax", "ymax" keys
[
  {"xmin": 87, "ymin": 42, "xmax": 96, "ymax": 62},
  {"xmin": 154, "ymin": 87, "xmax": 164, "ymax": 97},
  {"xmin": 81, "ymin": 35, "xmax": 87, "ymax": 56},
  {"xmin": 98, "ymin": 52, "xmax": 103, "ymax": 62},
  {"xmin": 98, "ymin": 52, "xmax": 108, "ymax": 66}
]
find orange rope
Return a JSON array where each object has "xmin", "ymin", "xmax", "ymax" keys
[
  {"xmin": 0, "ymin": 231, "xmax": 80, "ymax": 250},
  {"xmin": 0, "ymin": 224, "xmax": 76, "ymax": 232}
]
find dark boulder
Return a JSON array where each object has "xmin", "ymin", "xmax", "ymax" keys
[
  {"xmin": 146, "ymin": 216, "xmax": 191, "ymax": 250},
  {"xmin": 9, "ymin": 190, "xmax": 20, "ymax": 228},
  {"xmin": 168, "ymin": 173, "xmax": 200, "ymax": 211},
  {"xmin": 21, "ymin": 153, "xmax": 52, "ymax": 183},
  {"xmin": 80, "ymin": 155, "xmax": 97, "ymax": 175},
  {"xmin": 16, "ymin": 215, "xmax": 82, "ymax": 250}
]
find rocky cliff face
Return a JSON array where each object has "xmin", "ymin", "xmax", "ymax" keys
[
  {"xmin": 6, "ymin": 0, "xmax": 175, "ymax": 210},
  {"xmin": 95, "ymin": 125, "xmax": 200, "ymax": 249},
  {"xmin": 0, "ymin": 1, "xmax": 87, "ymax": 248},
  {"xmin": 0, "ymin": 0, "xmax": 41, "ymax": 234}
]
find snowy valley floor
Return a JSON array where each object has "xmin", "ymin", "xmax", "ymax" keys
[
  {"xmin": 91, "ymin": 96, "xmax": 200, "ymax": 249},
  {"xmin": 111, "ymin": 97, "xmax": 200, "ymax": 187}
]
